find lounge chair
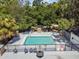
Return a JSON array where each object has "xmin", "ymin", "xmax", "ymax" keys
[
  {"xmin": 24, "ymin": 48, "xmax": 28, "ymax": 53},
  {"xmin": 0, "ymin": 47, "xmax": 6, "ymax": 56},
  {"xmin": 29, "ymin": 48, "xmax": 33, "ymax": 53},
  {"xmin": 13, "ymin": 48, "xmax": 18, "ymax": 53},
  {"xmin": 33, "ymin": 48, "xmax": 37, "ymax": 53}
]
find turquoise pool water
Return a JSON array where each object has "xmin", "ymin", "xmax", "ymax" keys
[{"xmin": 24, "ymin": 36, "xmax": 55, "ymax": 45}]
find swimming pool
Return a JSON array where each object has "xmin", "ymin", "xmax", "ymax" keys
[{"xmin": 24, "ymin": 36, "xmax": 55, "ymax": 45}]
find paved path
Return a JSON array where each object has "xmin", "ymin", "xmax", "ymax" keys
[{"xmin": 0, "ymin": 51, "xmax": 79, "ymax": 59}]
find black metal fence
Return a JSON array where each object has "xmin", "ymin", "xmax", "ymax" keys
[{"xmin": 3, "ymin": 44, "xmax": 79, "ymax": 53}]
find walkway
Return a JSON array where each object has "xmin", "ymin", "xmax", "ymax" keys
[{"xmin": 0, "ymin": 51, "xmax": 79, "ymax": 59}]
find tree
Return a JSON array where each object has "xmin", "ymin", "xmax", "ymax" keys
[
  {"xmin": 33, "ymin": 0, "xmax": 43, "ymax": 6},
  {"xmin": 70, "ymin": 0, "xmax": 79, "ymax": 26},
  {"xmin": 57, "ymin": 18, "xmax": 73, "ymax": 30},
  {"xmin": 0, "ymin": 0, "xmax": 25, "ymax": 21},
  {"xmin": 0, "ymin": 0, "xmax": 77, "ymax": 35},
  {"xmin": 0, "ymin": 17, "xmax": 18, "ymax": 42}
]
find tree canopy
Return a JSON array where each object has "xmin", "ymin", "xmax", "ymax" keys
[
  {"xmin": 0, "ymin": 17, "xmax": 18, "ymax": 41},
  {"xmin": 0, "ymin": 0, "xmax": 78, "ymax": 42}
]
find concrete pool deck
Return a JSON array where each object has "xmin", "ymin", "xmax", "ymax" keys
[
  {"xmin": 0, "ymin": 51, "xmax": 79, "ymax": 59},
  {"xmin": 9, "ymin": 32, "xmax": 53, "ymax": 45},
  {"xmin": 6, "ymin": 32, "xmax": 66, "ymax": 51}
]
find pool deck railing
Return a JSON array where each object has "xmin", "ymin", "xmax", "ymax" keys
[{"xmin": 2, "ymin": 44, "xmax": 79, "ymax": 52}]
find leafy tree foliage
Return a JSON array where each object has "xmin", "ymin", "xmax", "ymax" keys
[
  {"xmin": 0, "ymin": 0, "xmax": 77, "ymax": 42},
  {"xmin": 33, "ymin": 0, "xmax": 43, "ymax": 6},
  {"xmin": 69, "ymin": 0, "xmax": 79, "ymax": 26},
  {"xmin": 57, "ymin": 18, "xmax": 74, "ymax": 30},
  {"xmin": 0, "ymin": 17, "xmax": 18, "ymax": 41}
]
